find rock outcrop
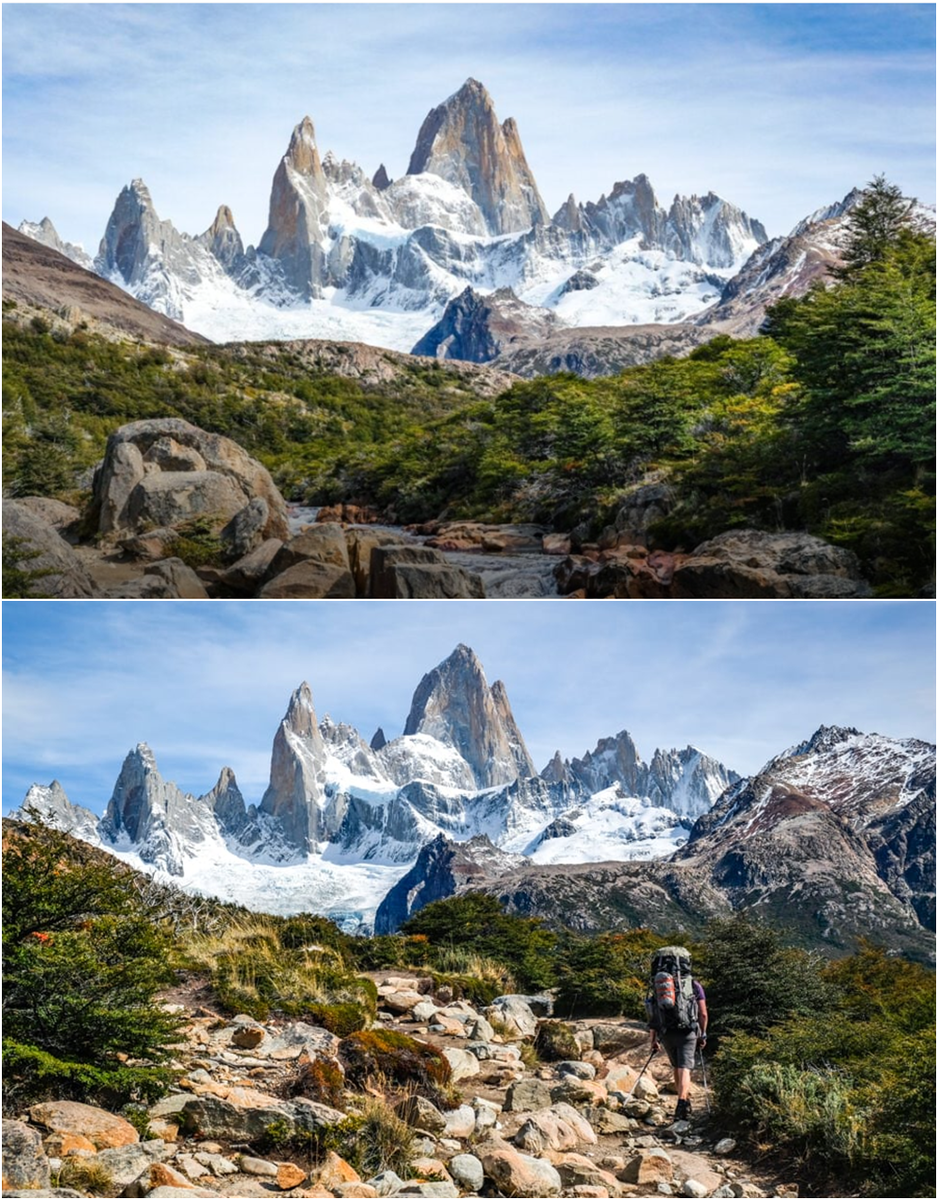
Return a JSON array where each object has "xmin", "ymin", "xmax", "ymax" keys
[
  {"xmin": 407, "ymin": 79, "xmax": 549, "ymax": 236},
  {"xmin": 412, "ymin": 287, "xmax": 559, "ymax": 363},
  {"xmin": 2, "ymin": 499, "xmax": 98, "ymax": 598},
  {"xmin": 89, "ymin": 417, "xmax": 289, "ymax": 541},
  {"xmin": 257, "ymin": 117, "xmax": 330, "ymax": 297},
  {"xmin": 404, "ymin": 644, "xmax": 536, "ymax": 788},
  {"xmin": 258, "ymin": 683, "xmax": 330, "ymax": 855}
]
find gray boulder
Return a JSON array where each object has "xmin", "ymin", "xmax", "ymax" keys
[
  {"xmin": 2, "ymin": 500, "xmax": 97, "ymax": 598},
  {"xmin": 90, "ymin": 418, "xmax": 289, "ymax": 541},
  {"xmin": 2, "ymin": 1120, "xmax": 51, "ymax": 1191},
  {"xmin": 369, "ymin": 546, "xmax": 484, "ymax": 598}
]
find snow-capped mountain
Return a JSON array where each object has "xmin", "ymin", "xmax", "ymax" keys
[
  {"xmin": 15, "ymin": 644, "xmax": 738, "ymax": 927},
  {"xmin": 17, "ymin": 78, "xmax": 767, "ymax": 353}
]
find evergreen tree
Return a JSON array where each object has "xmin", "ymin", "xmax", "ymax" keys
[{"xmin": 836, "ymin": 174, "xmax": 916, "ymax": 278}]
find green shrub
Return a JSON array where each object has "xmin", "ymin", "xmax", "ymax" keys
[
  {"xmin": 710, "ymin": 944, "xmax": 935, "ymax": 1197},
  {"xmin": 402, "ymin": 894, "xmax": 556, "ymax": 992},
  {"xmin": 2, "ymin": 821, "xmax": 181, "ymax": 1110},
  {"xmin": 534, "ymin": 1020, "xmax": 581, "ymax": 1062},
  {"xmin": 2, "ymin": 534, "xmax": 55, "ymax": 598},
  {"xmin": 554, "ymin": 927, "xmax": 661, "ymax": 1018},
  {"xmin": 339, "ymin": 1029, "xmax": 451, "ymax": 1103},
  {"xmin": 166, "ymin": 515, "xmax": 225, "ymax": 569}
]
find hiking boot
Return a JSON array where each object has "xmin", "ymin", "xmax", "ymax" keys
[{"xmin": 674, "ymin": 1098, "xmax": 690, "ymax": 1121}]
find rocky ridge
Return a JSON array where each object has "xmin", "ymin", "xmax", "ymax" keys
[
  {"xmin": 18, "ymin": 79, "xmax": 772, "ymax": 356},
  {"xmin": 1, "ymin": 978, "xmax": 795, "ymax": 1199},
  {"xmin": 17, "ymin": 644, "xmax": 741, "ymax": 923}
]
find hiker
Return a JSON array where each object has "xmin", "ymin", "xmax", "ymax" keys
[{"xmin": 646, "ymin": 944, "xmax": 708, "ymax": 1121}]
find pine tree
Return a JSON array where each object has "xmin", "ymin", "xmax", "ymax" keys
[{"xmin": 836, "ymin": 174, "xmax": 916, "ymax": 278}]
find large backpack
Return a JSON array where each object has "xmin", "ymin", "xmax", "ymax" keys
[{"xmin": 645, "ymin": 945, "xmax": 698, "ymax": 1034}]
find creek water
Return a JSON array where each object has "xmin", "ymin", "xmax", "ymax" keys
[{"xmin": 287, "ymin": 505, "xmax": 561, "ymax": 598}]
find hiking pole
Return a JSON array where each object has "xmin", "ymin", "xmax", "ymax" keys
[
  {"xmin": 621, "ymin": 1045, "xmax": 658, "ymax": 1104},
  {"xmin": 697, "ymin": 1046, "xmax": 711, "ymax": 1114}
]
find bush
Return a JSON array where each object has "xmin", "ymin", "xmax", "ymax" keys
[
  {"xmin": 55, "ymin": 1158, "xmax": 115, "ymax": 1196},
  {"xmin": 710, "ymin": 944, "xmax": 935, "ymax": 1197},
  {"xmin": 338, "ymin": 1097, "xmax": 416, "ymax": 1178},
  {"xmin": 2, "ymin": 820, "xmax": 181, "ymax": 1110},
  {"xmin": 554, "ymin": 928, "xmax": 661, "ymax": 1018},
  {"xmin": 166, "ymin": 515, "xmax": 225, "ymax": 569},
  {"xmin": 287, "ymin": 1057, "xmax": 345, "ymax": 1108},
  {"xmin": 339, "ymin": 1029, "xmax": 451, "ymax": 1103},
  {"xmin": 402, "ymin": 894, "xmax": 556, "ymax": 992},
  {"xmin": 534, "ymin": 1020, "xmax": 581, "ymax": 1062},
  {"xmin": 182, "ymin": 915, "xmax": 374, "ymax": 1026}
]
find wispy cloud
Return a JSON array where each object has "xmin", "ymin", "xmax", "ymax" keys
[{"xmin": 2, "ymin": 600, "xmax": 934, "ymax": 817}]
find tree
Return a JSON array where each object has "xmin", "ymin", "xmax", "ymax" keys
[
  {"xmin": 837, "ymin": 175, "xmax": 917, "ymax": 278},
  {"xmin": 2, "ymin": 820, "xmax": 182, "ymax": 1109}
]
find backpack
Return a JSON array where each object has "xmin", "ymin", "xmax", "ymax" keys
[{"xmin": 645, "ymin": 945, "xmax": 698, "ymax": 1033}]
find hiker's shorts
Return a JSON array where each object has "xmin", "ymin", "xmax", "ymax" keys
[{"xmin": 660, "ymin": 1028, "xmax": 698, "ymax": 1070}]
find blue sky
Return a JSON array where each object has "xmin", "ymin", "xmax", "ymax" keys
[
  {"xmin": 3, "ymin": 4, "xmax": 934, "ymax": 251},
  {"xmin": 2, "ymin": 600, "xmax": 934, "ymax": 816}
]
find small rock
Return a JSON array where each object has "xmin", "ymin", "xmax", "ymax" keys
[
  {"xmin": 278, "ymin": 1161, "xmax": 309, "ymax": 1189},
  {"xmin": 682, "ymin": 1181, "xmax": 709, "ymax": 1198},
  {"xmin": 447, "ymin": 1153, "xmax": 484, "ymax": 1193},
  {"xmin": 240, "ymin": 1155, "xmax": 279, "ymax": 1177},
  {"xmin": 714, "ymin": 1139, "xmax": 737, "ymax": 1156},
  {"xmin": 367, "ymin": 1169, "xmax": 406, "ymax": 1195},
  {"xmin": 319, "ymin": 1150, "xmax": 362, "ymax": 1191}
]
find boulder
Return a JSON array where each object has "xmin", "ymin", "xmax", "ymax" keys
[
  {"xmin": 553, "ymin": 1073, "xmax": 606, "ymax": 1107},
  {"xmin": 111, "ymin": 557, "xmax": 209, "ymax": 599},
  {"xmin": 258, "ymin": 559, "xmax": 356, "ymax": 598},
  {"xmin": 395, "ymin": 1095, "xmax": 447, "ymax": 1135},
  {"xmin": 484, "ymin": 996, "xmax": 538, "ymax": 1038},
  {"xmin": 2, "ymin": 1120, "xmax": 51, "ymax": 1192},
  {"xmin": 556, "ymin": 1060, "xmax": 596, "ymax": 1080},
  {"xmin": 15, "ymin": 496, "xmax": 82, "ymax": 534},
  {"xmin": 672, "ymin": 529, "xmax": 872, "ymax": 599},
  {"xmin": 266, "ymin": 1022, "xmax": 341, "ymax": 1060},
  {"xmin": 514, "ymin": 1111, "xmax": 581, "ymax": 1155},
  {"xmin": 180, "ymin": 1090, "xmax": 296, "ymax": 1141},
  {"xmin": 90, "ymin": 418, "xmax": 289, "ymax": 540},
  {"xmin": 2, "ymin": 501, "xmax": 98, "ymax": 597},
  {"xmin": 319, "ymin": 1150, "xmax": 361, "ymax": 1190},
  {"xmin": 397, "ymin": 1184, "xmax": 459, "ymax": 1198},
  {"xmin": 269, "ymin": 523, "xmax": 351, "ymax": 573},
  {"xmin": 478, "ymin": 1138, "xmax": 563, "ymax": 1197},
  {"xmin": 369, "ymin": 546, "xmax": 484, "ymax": 599},
  {"xmin": 220, "ymin": 497, "xmax": 274, "ymax": 560},
  {"xmin": 345, "ymin": 528, "xmax": 411, "ymax": 596},
  {"xmin": 590, "ymin": 1023, "xmax": 649, "ymax": 1057},
  {"xmin": 442, "ymin": 1047, "xmax": 481, "ymax": 1082},
  {"xmin": 367, "ymin": 1170, "xmax": 406, "ymax": 1196},
  {"xmin": 219, "ymin": 537, "xmax": 283, "ymax": 593},
  {"xmin": 87, "ymin": 1141, "xmax": 173, "ymax": 1190},
  {"xmin": 119, "ymin": 527, "xmax": 179, "ymax": 561},
  {"xmin": 503, "ymin": 1078, "xmax": 552, "ymax": 1113},
  {"xmin": 447, "ymin": 1153, "xmax": 484, "ymax": 1193},
  {"xmin": 28, "ymin": 1101, "xmax": 139, "ymax": 1150},
  {"xmin": 442, "ymin": 1104, "xmax": 476, "ymax": 1138},
  {"xmin": 619, "ymin": 1148, "xmax": 673, "ymax": 1185},
  {"xmin": 551, "ymin": 1153, "xmax": 622, "ymax": 1193},
  {"xmin": 380, "ymin": 989, "xmax": 427, "ymax": 1014}
]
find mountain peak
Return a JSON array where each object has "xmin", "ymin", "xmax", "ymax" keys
[
  {"xmin": 403, "ymin": 645, "xmax": 535, "ymax": 787},
  {"xmin": 286, "ymin": 116, "xmax": 321, "ymax": 174},
  {"xmin": 407, "ymin": 81, "xmax": 548, "ymax": 235}
]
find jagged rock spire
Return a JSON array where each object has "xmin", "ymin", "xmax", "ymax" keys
[
  {"xmin": 258, "ymin": 682, "xmax": 329, "ymax": 852},
  {"xmin": 403, "ymin": 644, "xmax": 535, "ymax": 787},
  {"xmin": 407, "ymin": 78, "xmax": 548, "ymax": 236},
  {"xmin": 257, "ymin": 117, "xmax": 329, "ymax": 296}
]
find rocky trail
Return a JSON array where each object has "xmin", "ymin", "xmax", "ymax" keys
[{"xmin": 3, "ymin": 971, "xmax": 804, "ymax": 1199}]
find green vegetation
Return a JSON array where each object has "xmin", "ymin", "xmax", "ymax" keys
[
  {"xmin": 339, "ymin": 1028, "xmax": 451, "ymax": 1102},
  {"xmin": 711, "ymin": 940, "xmax": 935, "ymax": 1198},
  {"xmin": 2, "ymin": 534, "xmax": 55, "ymax": 598},
  {"xmin": 2, "ymin": 821, "xmax": 182, "ymax": 1109},
  {"xmin": 180, "ymin": 913, "xmax": 376, "ymax": 1030},
  {"xmin": 400, "ymin": 893, "xmax": 556, "ymax": 992}
]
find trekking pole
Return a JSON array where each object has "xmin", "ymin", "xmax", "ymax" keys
[
  {"xmin": 621, "ymin": 1045, "xmax": 658, "ymax": 1104},
  {"xmin": 697, "ymin": 1046, "xmax": 711, "ymax": 1114}
]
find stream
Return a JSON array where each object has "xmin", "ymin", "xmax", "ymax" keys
[{"xmin": 287, "ymin": 506, "xmax": 562, "ymax": 598}]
